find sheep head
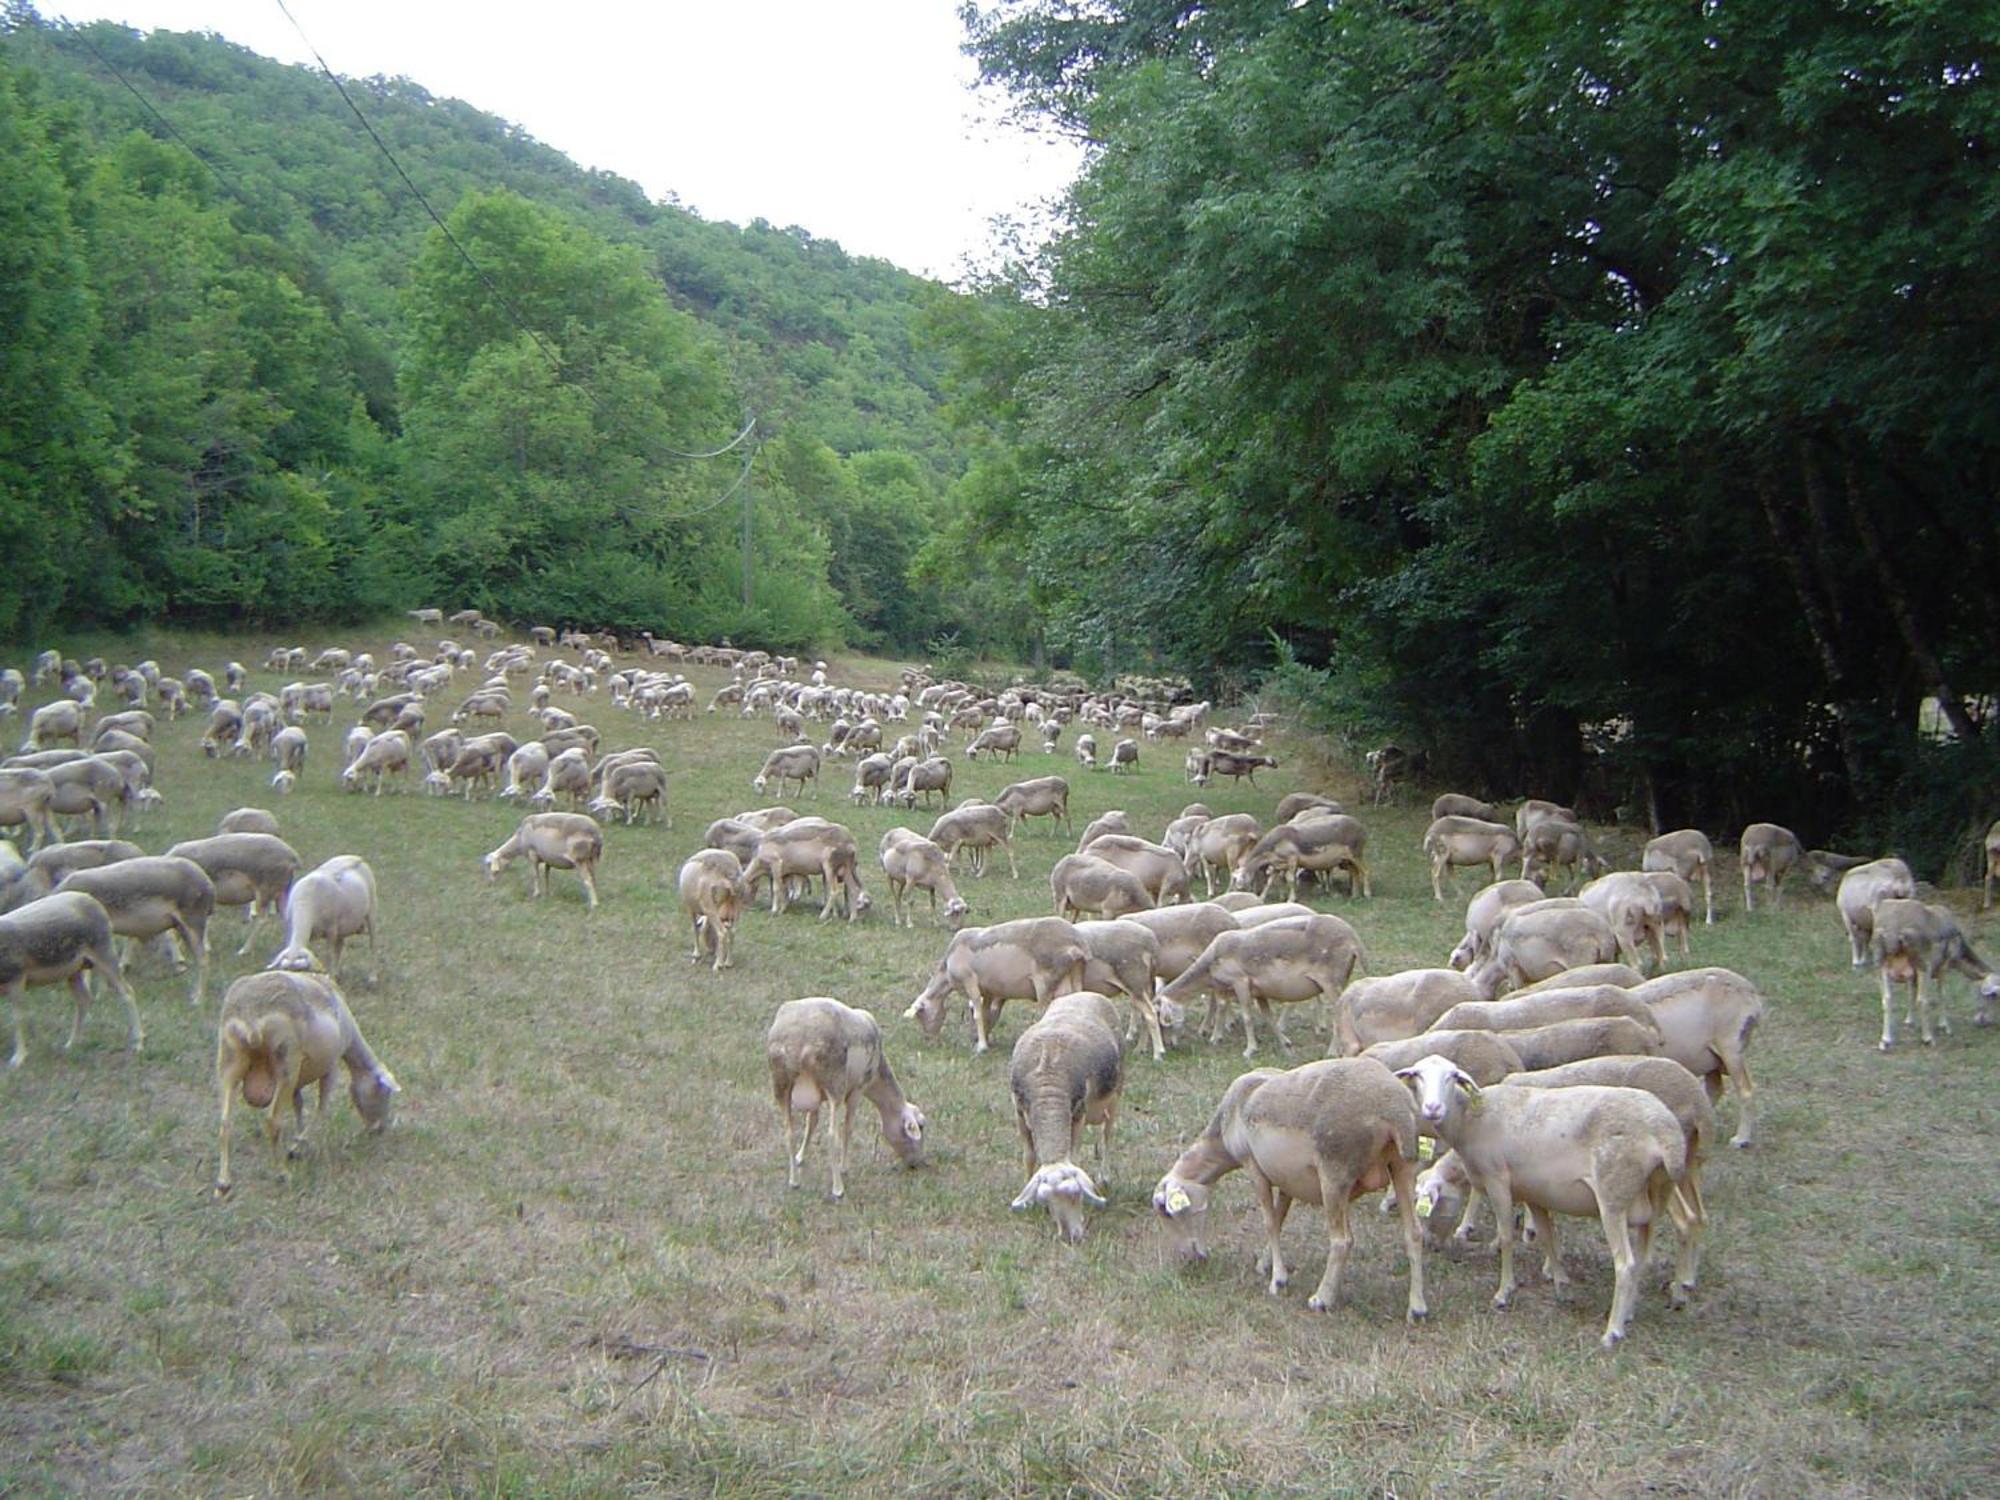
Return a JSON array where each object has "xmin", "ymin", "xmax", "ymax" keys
[
  {"xmin": 1395, "ymin": 1055, "xmax": 1481, "ymax": 1131},
  {"xmin": 1152, "ymin": 1173, "xmax": 1212, "ymax": 1261},
  {"xmin": 1012, "ymin": 1162, "xmax": 1106, "ymax": 1243}
]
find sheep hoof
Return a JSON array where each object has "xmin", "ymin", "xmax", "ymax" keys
[
  {"xmin": 211, "ymin": 1180, "xmax": 233, "ymax": 1199},
  {"xmin": 1307, "ymin": 1293, "xmax": 1334, "ymax": 1313},
  {"xmin": 1668, "ymin": 1284, "xmax": 1692, "ymax": 1310},
  {"xmin": 1600, "ymin": 1330, "xmax": 1625, "ymax": 1352},
  {"xmin": 1878, "ymin": 1040, "xmax": 1894, "ymax": 1053},
  {"xmin": 1492, "ymin": 1292, "xmax": 1512, "ymax": 1312},
  {"xmin": 1407, "ymin": 1303, "xmax": 1428, "ymax": 1323}
]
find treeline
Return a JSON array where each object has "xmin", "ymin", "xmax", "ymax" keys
[
  {"xmin": 0, "ymin": 8, "xmax": 1019, "ymax": 656},
  {"xmin": 951, "ymin": 0, "xmax": 1999, "ymax": 864}
]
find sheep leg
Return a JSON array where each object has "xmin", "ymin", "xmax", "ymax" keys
[
  {"xmin": 1452, "ymin": 1184, "xmax": 1489, "ymax": 1247},
  {"xmin": 1307, "ymin": 1173, "xmax": 1355, "ymax": 1313},
  {"xmin": 178, "ymin": 916, "xmax": 208, "ymax": 1009},
  {"xmin": 1248, "ymin": 1169, "xmax": 1292, "ymax": 1294},
  {"xmin": 1236, "ymin": 980, "xmax": 1261, "ymax": 1059},
  {"xmin": 1917, "ymin": 969, "xmax": 1938, "ymax": 1045},
  {"xmin": 1385, "ymin": 1153, "xmax": 1429, "ymax": 1321},
  {"xmin": 790, "ymin": 1106, "xmax": 819, "ymax": 1187},
  {"xmin": 1527, "ymin": 1206, "xmax": 1568, "ymax": 1287},
  {"xmin": 234, "ymin": 905, "xmax": 261, "ymax": 957},
  {"xmin": 816, "ymin": 857, "xmax": 840, "ymax": 922},
  {"xmin": 966, "ymin": 977, "xmax": 992, "ymax": 1055},
  {"xmin": 1596, "ymin": 1194, "xmax": 1643, "ymax": 1349},
  {"xmin": 830, "ymin": 1095, "xmax": 854, "ymax": 1200},
  {"xmin": 1700, "ymin": 864, "xmax": 1715, "ymax": 925},
  {"xmin": 1879, "ymin": 968, "xmax": 1900, "ymax": 1051},
  {"xmin": 1486, "ymin": 1178, "xmax": 1519, "ymax": 1310},
  {"xmin": 1130, "ymin": 986, "xmax": 1166, "ymax": 1061},
  {"xmin": 1430, "ymin": 855, "xmax": 1445, "ymax": 903},
  {"xmin": 714, "ymin": 916, "xmax": 732, "ymax": 972}
]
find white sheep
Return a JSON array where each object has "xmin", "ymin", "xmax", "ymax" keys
[
  {"xmin": 1008, "ymin": 991, "xmax": 1124, "ymax": 1243},
  {"xmin": 766, "ymin": 997, "xmax": 925, "ymax": 1199},
  {"xmin": 268, "ymin": 855, "xmax": 380, "ymax": 984},
  {"xmin": 484, "ymin": 813, "xmax": 603, "ymax": 909}
]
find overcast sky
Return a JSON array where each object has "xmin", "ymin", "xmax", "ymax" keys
[{"xmin": 47, "ymin": 0, "xmax": 1084, "ymax": 281}]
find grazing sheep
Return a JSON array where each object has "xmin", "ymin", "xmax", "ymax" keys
[
  {"xmin": 1233, "ymin": 815, "xmax": 1371, "ymax": 901},
  {"xmin": 678, "ymin": 849, "xmax": 749, "ymax": 971},
  {"xmin": 966, "ymin": 722, "xmax": 1023, "ymax": 762},
  {"xmin": 1049, "ymin": 853, "xmax": 1155, "ymax": 922},
  {"xmin": 1494, "ymin": 1015, "xmax": 1662, "ymax": 1071},
  {"xmin": 55, "ymin": 856, "xmax": 216, "ymax": 1007},
  {"xmin": 1513, "ymin": 799, "xmax": 1577, "ymax": 838},
  {"xmin": 1643, "ymin": 830, "xmax": 1717, "ymax": 926},
  {"xmin": 268, "ymin": 855, "xmax": 380, "ymax": 984},
  {"xmin": 21, "ymin": 699, "xmax": 85, "ymax": 752},
  {"xmin": 1152, "ymin": 1058, "xmax": 1428, "ymax": 1320},
  {"xmin": 1183, "ymin": 813, "xmax": 1260, "ymax": 899},
  {"xmin": 498, "ymin": 741, "xmax": 552, "ymax": 801},
  {"xmin": 165, "ymin": 833, "xmax": 302, "ymax": 956},
  {"xmin": 217, "ymin": 807, "xmax": 280, "ymax": 836},
  {"xmin": 878, "ymin": 829, "xmax": 968, "ymax": 929},
  {"xmin": 1624, "ymin": 967, "xmax": 1765, "ymax": 1147},
  {"xmin": 1080, "ymin": 833, "xmax": 1192, "ymax": 905},
  {"xmin": 1335, "ymin": 968, "xmax": 1483, "ymax": 1055},
  {"xmin": 1448, "ymin": 878, "xmax": 1545, "ymax": 969},
  {"xmin": 1437, "ymin": 983, "xmax": 1658, "ymax": 1038},
  {"xmin": 1273, "ymin": 793, "xmax": 1342, "ymax": 823},
  {"xmin": 1009, "ymin": 992, "xmax": 1124, "ymax": 1244},
  {"xmin": 1204, "ymin": 749, "xmax": 1279, "ymax": 785},
  {"xmin": 590, "ymin": 759, "xmax": 670, "ymax": 827},
  {"xmin": 1121, "ymin": 901, "xmax": 1241, "ymax": 989},
  {"xmin": 1578, "ymin": 871, "xmax": 1671, "ymax": 973},
  {"xmin": 212, "ymin": 969, "xmax": 398, "ymax": 1195},
  {"xmin": 1432, "ymin": 793, "xmax": 1498, "ymax": 823},
  {"xmin": 1, "ymin": 891, "xmax": 144, "ymax": 1068},
  {"xmin": 927, "ymin": 802, "xmax": 1021, "ymax": 880},
  {"xmin": 1869, "ymin": 898, "xmax": 1999, "ymax": 1050},
  {"xmin": 1161, "ymin": 914, "xmax": 1366, "ymax": 1058},
  {"xmin": 484, "ymin": 812, "xmax": 604, "ymax": 909},
  {"xmin": 744, "ymin": 818, "xmax": 871, "ymax": 923},
  {"xmin": 1519, "ymin": 817, "xmax": 1607, "ymax": 893},
  {"xmin": 1361, "ymin": 1029, "xmax": 1526, "ymax": 1086},
  {"xmin": 1468, "ymin": 901, "xmax": 1621, "ymax": 999},
  {"xmin": 1836, "ymin": 857, "xmax": 1916, "ymax": 967},
  {"xmin": 1425, "ymin": 818, "xmax": 1523, "ymax": 903},
  {"xmin": 1507, "ymin": 963, "xmax": 1646, "ymax": 995},
  {"xmin": 1985, "ymin": 819, "xmax": 2000, "ymax": 912},
  {"xmin": 1073, "ymin": 918, "xmax": 1170, "ymax": 1058},
  {"xmin": 340, "ymin": 729, "xmax": 414, "ymax": 795},
  {"xmin": 0, "ymin": 768, "xmax": 61, "ymax": 852},
  {"xmin": 1076, "ymin": 810, "xmax": 1131, "ymax": 853},
  {"xmin": 995, "ymin": 775, "xmax": 1073, "ymax": 838},
  {"xmin": 1074, "ymin": 733, "xmax": 1098, "ymax": 770},
  {"xmin": 752, "ymin": 744, "xmax": 821, "ymax": 799},
  {"xmin": 1738, "ymin": 823, "xmax": 1804, "ymax": 912},
  {"xmin": 1108, "ymin": 738, "xmax": 1140, "ymax": 773},
  {"xmin": 1397, "ymin": 1055, "xmax": 1695, "ymax": 1349},
  {"xmin": 904, "ymin": 916, "xmax": 1088, "ymax": 1053},
  {"xmin": 898, "ymin": 756, "xmax": 954, "ymax": 809},
  {"xmin": 766, "ymin": 997, "xmax": 925, "ymax": 1200},
  {"xmin": 849, "ymin": 752, "xmax": 895, "ymax": 805}
]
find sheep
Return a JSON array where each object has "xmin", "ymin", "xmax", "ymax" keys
[
  {"xmin": 1041, "ymin": 719, "xmax": 1063, "ymax": 754},
  {"xmin": 44, "ymin": 755, "xmax": 127, "ymax": 838},
  {"xmin": 898, "ymin": 756, "xmax": 954, "ymax": 809},
  {"xmin": 529, "ymin": 747, "xmax": 593, "ymax": 810},
  {"xmin": 1334, "ymin": 968, "xmax": 1483, "ymax": 1055},
  {"xmin": 1073, "ymin": 918, "xmax": 1171, "ymax": 1058},
  {"xmin": 1361, "ymin": 1029, "xmax": 1525, "ymax": 1086},
  {"xmin": 1448, "ymin": 878, "xmax": 1545, "ymax": 970},
  {"xmin": 1, "ymin": 891, "xmax": 144, "ymax": 1068},
  {"xmin": 1230, "ymin": 900, "xmax": 1316, "ymax": 925},
  {"xmin": 751, "ymin": 743, "xmax": 821, "ymax": 800},
  {"xmin": 1643, "ymin": 829, "xmax": 1717, "ymax": 926},
  {"xmin": 849, "ymin": 752, "xmax": 895, "ymax": 805},
  {"xmin": 1623, "ymin": 967, "xmax": 1766, "ymax": 1147},
  {"xmin": 1048, "ymin": 853, "xmax": 1155, "ymax": 922},
  {"xmin": 744, "ymin": 818, "xmax": 873, "ymax": 923},
  {"xmin": 1152, "ymin": 1058, "xmax": 1428, "ymax": 1320},
  {"xmin": 268, "ymin": 855, "xmax": 380, "ymax": 984},
  {"xmin": 217, "ymin": 807, "xmax": 280, "ymax": 836},
  {"xmin": 1738, "ymin": 822, "xmax": 1804, "ymax": 912},
  {"xmin": 1008, "ymin": 992, "xmax": 1124, "ymax": 1244},
  {"xmin": 994, "ymin": 775, "xmax": 1073, "ymax": 839},
  {"xmin": 1396, "ymin": 1054, "xmax": 1695, "ymax": 1348},
  {"xmin": 1493, "ymin": 1016, "xmax": 1663, "ymax": 1071},
  {"xmin": 1075, "ymin": 733, "xmax": 1098, "ymax": 769},
  {"xmin": 212, "ymin": 969, "xmax": 398, "ymax": 1196},
  {"xmin": 904, "ymin": 916, "xmax": 1088, "ymax": 1053},
  {"xmin": 1076, "ymin": 810, "xmax": 1131, "ymax": 852},
  {"xmin": 498, "ymin": 741, "xmax": 552, "ymax": 801},
  {"xmin": 1108, "ymin": 737, "xmax": 1140, "ymax": 773},
  {"xmin": 55, "ymin": 856, "xmax": 216, "ymax": 1007},
  {"xmin": 1425, "ymin": 818, "xmax": 1523, "ymax": 903},
  {"xmin": 1120, "ymin": 901, "xmax": 1241, "ymax": 992},
  {"xmin": 340, "ymin": 729, "xmax": 414, "ymax": 795},
  {"xmin": 1578, "ymin": 871, "xmax": 1671, "ymax": 973},
  {"xmin": 1490, "ymin": 1055, "xmax": 1715, "ymax": 1302},
  {"xmin": 165, "ymin": 833, "xmax": 302, "ymax": 956},
  {"xmin": 1185, "ymin": 813, "xmax": 1262, "ymax": 898},
  {"xmin": 1432, "ymin": 793, "xmax": 1498, "ymax": 823},
  {"xmin": 766, "ymin": 997, "xmax": 925, "ymax": 1200},
  {"xmin": 1080, "ymin": 833, "xmax": 1192, "ymax": 905},
  {"xmin": 966, "ymin": 722, "xmax": 1022, "ymax": 762},
  {"xmin": 1233, "ymin": 814, "xmax": 1371, "ymax": 901},
  {"xmin": 1161, "ymin": 914, "xmax": 1365, "ymax": 1058},
  {"xmin": 678, "ymin": 849, "xmax": 748, "ymax": 971},
  {"xmin": 1467, "ymin": 901, "xmax": 1620, "ymax": 999},
  {"xmin": 1986, "ymin": 819, "xmax": 2000, "ymax": 912},
  {"xmin": 1506, "ymin": 963, "xmax": 1645, "ymax": 995},
  {"xmin": 270, "ymin": 724, "xmax": 307, "ymax": 791},
  {"xmin": 878, "ymin": 828, "xmax": 968, "ymax": 930},
  {"xmin": 1519, "ymin": 816, "xmax": 1607, "ymax": 892},
  {"xmin": 1204, "ymin": 749, "xmax": 1279, "ymax": 785},
  {"xmin": 21, "ymin": 699, "xmax": 84, "ymax": 752},
  {"xmin": 1437, "ymin": 981, "xmax": 1659, "ymax": 1038},
  {"xmin": 589, "ymin": 759, "xmax": 670, "ymax": 827},
  {"xmin": 1513, "ymin": 799, "xmax": 1577, "ymax": 838},
  {"xmin": 1837, "ymin": 857, "xmax": 1917, "ymax": 968},
  {"xmin": 484, "ymin": 813, "xmax": 603, "ymax": 909},
  {"xmin": 1273, "ymin": 793, "xmax": 1342, "ymax": 823},
  {"xmin": 927, "ymin": 801, "xmax": 1019, "ymax": 879},
  {"xmin": 441, "ymin": 738, "xmax": 507, "ymax": 799},
  {"xmin": 1803, "ymin": 848, "xmax": 1875, "ymax": 893},
  {"xmin": 0, "ymin": 768, "xmax": 60, "ymax": 851},
  {"xmin": 1869, "ymin": 898, "xmax": 1999, "ymax": 1050}
]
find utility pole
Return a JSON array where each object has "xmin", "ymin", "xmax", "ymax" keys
[{"xmin": 740, "ymin": 448, "xmax": 755, "ymax": 611}]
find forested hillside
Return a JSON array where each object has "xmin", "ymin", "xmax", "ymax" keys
[
  {"xmin": 953, "ymin": 0, "xmax": 1999, "ymax": 862},
  {"xmin": 0, "ymin": 5, "xmax": 1003, "ymax": 654}
]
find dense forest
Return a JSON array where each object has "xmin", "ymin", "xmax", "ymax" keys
[
  {"xmin": 0, "ymin": 4, "xmax": 1009, "ymax": 656},
  {"xmin": 1, "ymin": 3, "xmax": 1995, "ymax": 863},
  {"xmin": 949, "ymin": 0, "xmax": 1999, "ymax": 865}
]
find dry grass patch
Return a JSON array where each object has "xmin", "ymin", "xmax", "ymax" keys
[{"xmin": 0, "ymin": 622, "xmax": 1996, "ymax": 1495}]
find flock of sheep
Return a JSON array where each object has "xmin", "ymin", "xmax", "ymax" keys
[{"xmin": 3, "ymin": 617, "xmax": 1997, "ymax": 1355}]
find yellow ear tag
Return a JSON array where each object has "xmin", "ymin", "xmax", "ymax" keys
[
  {"xmin": 1417, "ymin": 1137, "xmax": 1435, "ymax": 1163},
  {"xmin": 1415, "ymin": 1196, "xmax": 1434, "ymax": 1219},
  {"xmin": 1165, "ymin": 1187, "xmax": 1192, "ymax": 1215}
]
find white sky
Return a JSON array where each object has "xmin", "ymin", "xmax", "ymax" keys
[{"xmin": 47, "ymin": 1, "xmax": 1083, "ymax": 281}]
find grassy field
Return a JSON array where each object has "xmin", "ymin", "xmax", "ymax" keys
[{"xmin": 2, "ymin": 623, "xmax": 1998, "ymax": 1498}]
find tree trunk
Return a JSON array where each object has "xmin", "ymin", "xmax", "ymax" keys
[{"xmin": 1840, "ymin": 456, "xmax": 1981, "ymax": 744}]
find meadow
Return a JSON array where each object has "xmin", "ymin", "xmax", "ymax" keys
[{"xmin": 2, "ymin": 623, "xmax": 1998, "ymax": 1498}]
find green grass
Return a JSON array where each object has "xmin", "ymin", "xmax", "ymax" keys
[{"xmin": 2, "ymin": 622, "xmax": 1999, "ymax": 1495}]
